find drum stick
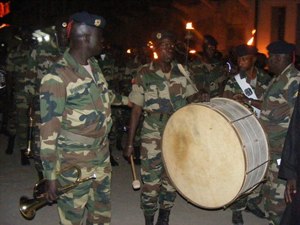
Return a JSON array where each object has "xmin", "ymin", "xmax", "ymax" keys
[{"xmin": 130, "ymin": 155, "xmax": 141, "ymax": 190}]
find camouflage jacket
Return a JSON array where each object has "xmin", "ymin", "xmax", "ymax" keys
[
  {"xmin": 223, "ymin": 68, "xmax": 272, "ymax": 100},
  {"xmin": 6, "ymin": 45, "xmax": 31, "ymax": 92},
  {"xmin": 40, "ymin": 50, "xmax": 128, "ymax": 180},
  {"xmin": 27, "ymin": 41, "xmax": 65, "ymax": 123},
  {"xmin": 189, "ymin": 59, "xmax": 226, "ymax": 97},
  {"xmin": 260, "ymin": 64, "xmax": 300, "ymax": 154},
  {"xmin": 129, "ymin": 61, "xmax": 197, "ymax": 114}
]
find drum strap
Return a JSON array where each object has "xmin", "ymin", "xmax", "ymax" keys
[
  {"xmin": 177, "ymin": 64, "xmax": 199, "ymax": 92},
  {"xmin": 234, "ymin": 74, "xmax": 261, "ymax": 118}
]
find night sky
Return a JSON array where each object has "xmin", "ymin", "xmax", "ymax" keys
[{"xmin": 1, "ymin": 0, "xmax": 200, "ymax": 47}]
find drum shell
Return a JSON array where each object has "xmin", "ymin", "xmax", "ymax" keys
[{"xmin": 162, "ymin": 97, "xmax": 269, "ymax": 209}]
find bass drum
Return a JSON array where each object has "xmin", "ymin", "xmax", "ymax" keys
[{"xmin": 162, "ymin": 97, "xmax": 269, "ymax": 209}]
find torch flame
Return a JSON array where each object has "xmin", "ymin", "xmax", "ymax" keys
[
  {"xmin": 247, "ymin": 37, "xmax": 254, "ymax": 46},
  {"xmin": 153, "ymin": 52, "xmax": 158, "ymax": 59},
  {"xmin": 186, "ymin": 22, "xmax": 194, "ymax": 30},
  {"xmin": 247, "ymin": 29, "xmax": 256, "ymax": 46}
]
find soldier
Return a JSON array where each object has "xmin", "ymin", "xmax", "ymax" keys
[
  {"xmin": 26, "ymin": 19, "xmax": 68, "ymax": 179},
  {"xmin": 39, "ymin": 11, "xmax": 130, "ymax": 225},
  {"xmin": 98, "ymin": 46, "xmax": 121, "ymax": 166},
  {"xmin": 5, "ymin": 29, "xmax": 34, "ymax": 164},
  {"xmin": 124, "ymin": 31, "xmax": 199, "ymax": 225},
  {"xmin": 259, "ymin": 40, "xmax": 300, "ymax": 225},
  {"xmin": 223, "ymin": 44, "xmax": 272, "ymax": 225},
  {"xmin": 190, "ymin": 34, "xmax": 228, "ymax": 98},
  {"xmin": 223, "ymin": 44, "xmax": 272, "ymax": 116}
]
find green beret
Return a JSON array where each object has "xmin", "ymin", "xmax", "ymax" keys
[
  {"xmin": 152, "ymin": 31, "xmax": 175, "ymax": 46},
  {"xmin": 70, "ymin": 11, "xmax": 106, "ymax": 28},
  {"xmin": 236, "ymin": 44, "xmax": 258, "ymax": 57},
  {"xmin": 267, "ymin": 40, "xmax": 295, "ymax": 54}
]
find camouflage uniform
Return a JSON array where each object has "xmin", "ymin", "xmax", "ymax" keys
[
  {"xmin": 190, "ymin": 58, "xmax": 227, "ymax": 97},
  {"xmin": 260, "ymin": 64, "xmax": 300, "ymax": 225},
  {"xmin": 223, "ymin": 68, "xmax": 271, "ymax": 224},
  {"xmin": 6, "ymin": 44, "xmax": 32, "ymax": 158},
  {"xmin": 40, "ymin": 50, "xmax": 128, "ymax": 225},
  {"xmin": 223, "ymin": 68, "xmax": 271, "ymax": 100},
  {"xmin": 27, "ymin": 33, "xmax": 65, "ymax": 177},
  {"xmin": 129, "ymin": 61, "xmax": 197, "ymax": 216},
  {"xmin": 98, "ymin": 53, "xmax": 122, "ymax": 166}
]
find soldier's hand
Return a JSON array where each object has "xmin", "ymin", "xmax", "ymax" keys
[
  {"xmin": 127, "ymin": 100, "xmax": 133, "ymax": 108},
  {"xmin": 123, "ymin": 145, "xmax": 134, "ymax": 159},
  {"xmin": 44, "ymin": 180, "xmax": 58, "ymax": 203},
  {"xmin": 285, "ymin": 179, "xmax": 297, "ymax": 203},
  {"xmin": 233, "ymin": 94, "xmax": 246, "ymax": 104},
  {"xmin": 201, "ymin": 93, "xmax": 210, "ymax": 102}
]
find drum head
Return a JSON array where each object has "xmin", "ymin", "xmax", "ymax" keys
[{"xmin": 162, "ymin": 104, "xmax": 245, "ymax": 209}]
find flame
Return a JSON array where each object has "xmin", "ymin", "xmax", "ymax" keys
[
  {"xmin": 247, "ymin": 37, "xmax": 254, "ymax": 46},
  {"xmin": 186, "ymin": 22, "xmax": 194, "ymax": 30},
  {"xmin": 247, "ymin": 29, "xmax": 256, "ymax": 46},
  {"xmin": 126, "ymin": 49, "xmax": 131, "ymax": 54},
  {"xmin": 153, "ymin": 52, "xmax": 158, "ymax": 59},
  {"xmin": 147, "ymin": 41, "xmax": 154, "ymax": 49},
  {"xmin": 189, "ymin": 49, "xmax": 196, "ymax": 54},
  {"xmin": 0, "ymin": 23, "xmax": 10, "ymax": 29}
]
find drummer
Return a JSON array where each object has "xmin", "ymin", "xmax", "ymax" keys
[
  {"xmin": 123, "ymin": 31, "xmax": 199, "ymax": 225},
  {"xmin": 223, "ymin": 44, "xmax": 272, "ymax": 225},
  {"xmin": 223, "ymin": 44, "xmax": 272, "ymax": 118}
]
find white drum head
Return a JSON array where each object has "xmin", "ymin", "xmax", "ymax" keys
[{"xmin": 162, "ymin": 104, "xmax": 245, "ymax": 209}]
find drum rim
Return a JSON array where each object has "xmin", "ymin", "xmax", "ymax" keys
[{"xmin": 162, "ymin": 98, "xmax": 269, "ymax": 209}]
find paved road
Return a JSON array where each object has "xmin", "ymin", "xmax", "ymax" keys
[{"xmin": 0, "ymin": 134, "xmax": 268, "ymax": 225}]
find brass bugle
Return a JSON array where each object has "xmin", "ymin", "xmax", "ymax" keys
[{"xmin": 19, "ymin": 165, "xmax": 96, "ymax": 220}]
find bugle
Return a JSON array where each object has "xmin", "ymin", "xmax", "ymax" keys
[{"xmin": 19, "ymin": 165, "xmax": 96, "ymax": 220}]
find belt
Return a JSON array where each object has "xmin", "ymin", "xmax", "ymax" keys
[{"xmin": 60, "ymin": 130, "xmax": 97, "ymax": 145}]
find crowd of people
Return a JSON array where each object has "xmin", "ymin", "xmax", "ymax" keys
[{"xmin": 0, "ymin": 10, "xmax": 300, "ymax": 225}]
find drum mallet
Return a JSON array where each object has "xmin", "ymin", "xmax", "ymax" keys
[{"xmin": 130, "ymin": 155, "xmax": 141, "ymax": 190}]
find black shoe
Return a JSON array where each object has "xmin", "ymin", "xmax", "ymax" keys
[
  {"xmin": 110, "ymin": 155, "xmax": 119, "ymax": 166},
  {"xmin": 245, "ymin": 204, "xmax": 266, "ymax": 218},
  {"xmin": 232, "ymin": 211, "xmax": 243, "ymax": 225},
  {"xmin": 21, "ymin": 149, "xmax": 30, "ymax": 166}
]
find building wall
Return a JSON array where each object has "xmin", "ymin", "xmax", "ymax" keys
[{"xmin": 257, "ymin": 0, "xmax": 300, "ymax": 54}]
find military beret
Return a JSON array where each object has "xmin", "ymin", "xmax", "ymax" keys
[
  {"xmin": 236, "ymin": 44, "xmax": 258, "ymax": 57},
  {"xmin": 70, "ymin": 11, "xmax": 106, "ymax": 28},
  {"xmin": 267, "ymin": 40, "xmax": 295, "ymax": 54},
  {"xmin": 203, "ymin": 34, "xmax": 218, "ymax": 46},
  {"xmin": 152, "ymin": 31, "xmax": 175, "ymax": 46}
]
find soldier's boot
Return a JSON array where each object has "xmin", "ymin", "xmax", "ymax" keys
[
  {"xmin": 245, "ymin": 203, "xmax": 266, "ymax": 218},
  {"xmin": 156, "ymin": 209, "xmax": 170, "ymax": 225},
  {"xmin": 5, "ymin": 135, "xmax": 15, "ymax": 155},
  {"xmin": 20, "ymin": 149, "xmax": 30, "ymax": 166},
  {"xmin": 232, "ymin": 211, "xmax": 243, "ymax": 225},
  {"xmin": 110, "ymin": 153, "xmax": 119, "ymax": 166},
  {"xmin": 144, "ymin": 215, "xmax": 154, "ymax": 225}
]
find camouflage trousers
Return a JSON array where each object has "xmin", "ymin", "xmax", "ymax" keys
[
  {"xmin": 230, "ymin": 183, "xmax": 264, "ymax": 211},
  {"xmin": 263, "ymin": 154, "xmax": 286, "ymax": 225},
  {"xmin": 15, "ymin": 92, "xmax": 29, "ymax": 149},
  {"xmin": 57, "ymin": 156, "xmax": 111, "ymax": 225},
  {"xmin": 140, "ymin": 118, "xmax": 176, "ymax": 216},
  {"xmin": 32, "ymin": 123, "xmax": 43, "ymax": 179}
]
